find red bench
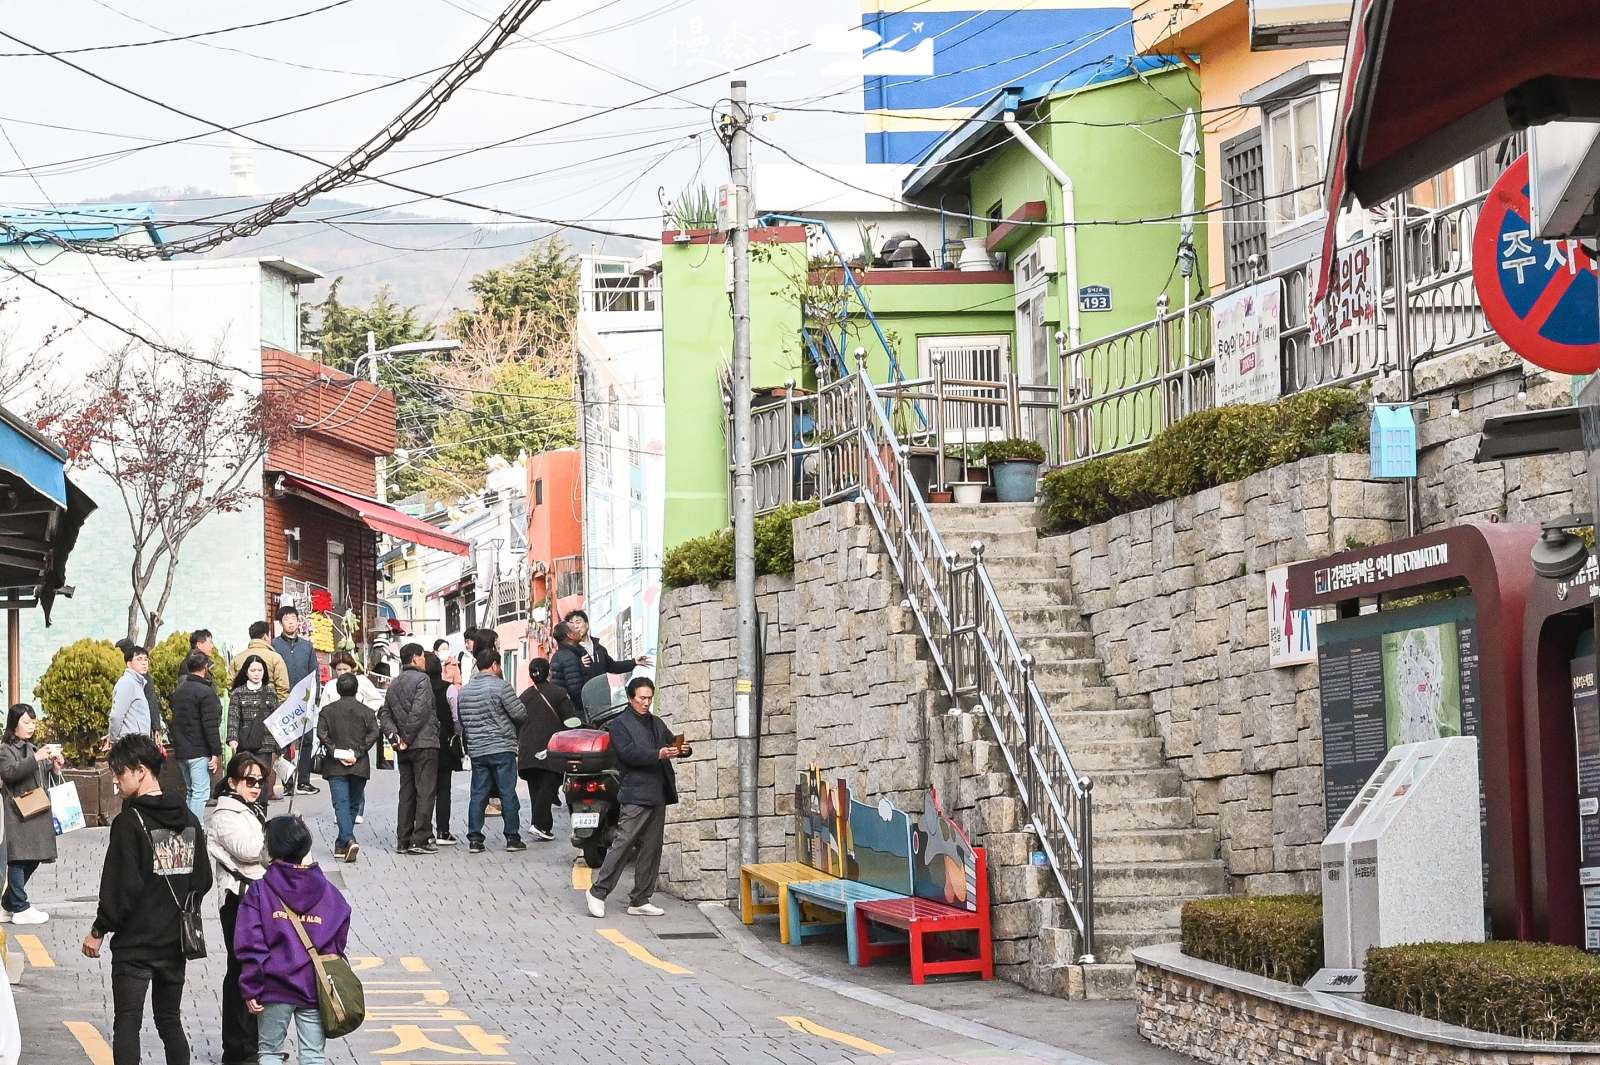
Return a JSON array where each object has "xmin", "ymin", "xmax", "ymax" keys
[{"xmin": 853, "ymin": 846, "xmax": 992, "ymax": 983}]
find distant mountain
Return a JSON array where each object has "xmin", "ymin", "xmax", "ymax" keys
[{"xmin": 106, "ymin": 188, "xmax": 644, "ymax": 322}]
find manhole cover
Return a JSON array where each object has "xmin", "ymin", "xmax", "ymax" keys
[{"xmin": 654, "ymin": 932, "xmax": 719, "ymax": 940}]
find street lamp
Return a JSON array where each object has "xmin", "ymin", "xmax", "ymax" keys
[{"xmin": 355, "ymin": 332, "xmax": 463, "ymax": 383}]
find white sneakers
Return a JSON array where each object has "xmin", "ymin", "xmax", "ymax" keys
[
  {"xmin": 0, "ymin": 911, "xmax": 10, "ymax": 923},
  {"xmin": 529, "ymin": 828, "xmax": 555, "ymax": 842},
  {"xmin": 354, "ymin": 815, "xmax": 364, "ymax": 825},
  {"xmin": 11, "ymin": 908, "xmax": 47, "ymax": 925},
  {"xmin": 626, "ymin": 904, "xmax": 665, "ymax": 917},
  {"xmin": 585, "ymin": 891, "xmax": 605, "ymax": 918}
]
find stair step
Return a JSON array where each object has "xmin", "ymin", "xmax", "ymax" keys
[
  {"xmin": 1003, "ymin": 604, "xmax": 1088, "ymax": 633},
  {"xmin": 984, "ymin": 578, "xmax": 1073, "ymax": 605},
  {"xmin": 1078, "ymin": 768, "xmax": 1183, "ymax": 801},
  {"xmin": 1088, "ymin": 929, "xmax": 1184, "ymax": 965},
  {"xmin": 1094, "ymin": 860, "xmax": 1227, "ymax": 898},
  {"xmin": 935, "ymin": 529, "xmax": 1044, "ymax": 556},
  {"xmin": 1030, "ymin": 658, "xmax": 1108, "ymax": 688},
  {"xmin": 1065, "ymin": 737, "xmax": 1167, "ymax": 771},
  {"xmin": 1093, "ymin": 796, "xmax": 1197, "ymax": 831},
  {"xmin": 972, "ymin": 554, "xmax": 1056, "ymax": 579},
  {"xmin": 1038, "ymin": 686, "xmax": 1119, "ymax": 713},
  {"xmin": 1082, "ymin": 962, "xmax": 1136, "ymax": 999},
  {"xmin": 1094, "ymin": 828, "xmax": 1218, "ymax": 865},
  {"xmin": 1093, "ymin": 891, "xmax": 1218, "ymax": 931},
  {"xmin": 1052, "ymin": 708, "xmax": 1158, "ymax": 740},
  {"xmin": 927, "ymin": 502, "xmax": 1040, "ymax": 530},
  {"xmin": 1010, "ymin": 632, "xmax": 1097, "ymax": 660}
]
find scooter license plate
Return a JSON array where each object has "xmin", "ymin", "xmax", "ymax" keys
[{"xmin": 571, "ymin": 812, "xmax": 601, "ymax": 829}]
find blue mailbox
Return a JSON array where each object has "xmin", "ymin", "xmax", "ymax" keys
[{"xmin": 1370, "ymin": 405, "xmax": 1417, "ymax": 478}]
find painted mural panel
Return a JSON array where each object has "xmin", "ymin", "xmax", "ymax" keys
[
  {"xmin": 794, "ymin": 768, "xmax": 849, "ymax": 876},
  {"xmin": 911, "ymin": 787, "xmax": 978, "ymax": 911},
  {"xmin": 846, "ymin": 796, "xmax": 914, "ymax": 895}
]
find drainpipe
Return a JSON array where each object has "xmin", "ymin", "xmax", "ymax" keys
[{"xmin": 1002, "ymin": 109, "xmax": 1081, "ymax": 349}]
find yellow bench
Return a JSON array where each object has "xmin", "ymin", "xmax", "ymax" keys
[{"xmin": 739, "ymin": 862, "xmax": 838, "ymax": 943}]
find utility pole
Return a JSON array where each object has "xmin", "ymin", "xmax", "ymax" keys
[{"xmin": 728, "ymin": 80, "xmax": 759, "ymax": 868}]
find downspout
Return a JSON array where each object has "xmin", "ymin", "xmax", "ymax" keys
[{"xmin": 1002, "ymin": 109, "xmax": 1080, "ymax": 349}]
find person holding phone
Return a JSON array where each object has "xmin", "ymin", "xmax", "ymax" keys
[
  {"xmin": 550, "ymin": 611, "xmax": 651, "ymax": 709},
  {"xmin": 583, "ymin": 677, "xmax": 688, "ymax": 919},
  {"xmin": 0, "ymin": 703, "xmax": 61, "ymax": 925}
]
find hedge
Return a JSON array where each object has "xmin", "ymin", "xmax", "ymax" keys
[
  {"xmin": 34, "ymin": 638, "xmax": 125, "ymax": 765},
  {"xmin": 1366, "ymin": 941, "xmax": 1600, "ymax": 1041},
  {"xmin": 662, "ymin": 502, "xmax": 819, "ymax": 589},
  {"xmin": 1180, "ymin": 894, "xmax": 1324, "ymax": 985},
  {"xmin": 1042, "ymin": 387, "xmax": 1368, "ymax": 532}
]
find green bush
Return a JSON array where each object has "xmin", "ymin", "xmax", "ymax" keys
[
  {"xmin": 663, "ymin": 502, "xmax": 820, "ymax": 589},
  {"xmin": 979, "ymin": 438, "xmax": 1047, "ymax": 463},
  {"xmin": 149, "ymin": 630, "xmax": 229, "ymax": 698},
  {"xmin": 1366, "ymin": 941, "xmax": 1600, "ymax": 1041},
  {"xmin": 1181, "ymin": 894, "xmax": 1324, "ymax": 985},
  {"xmin": 33, "ymin": 638, "xmax": 125, "ymax": 765},
  {"xmin": 1042, "ymin": 387, "xmax": 1368, "ymax": 532}
]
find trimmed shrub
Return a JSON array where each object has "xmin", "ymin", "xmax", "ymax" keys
[
  {"xmin": 149, "ymin": 630, "xmax": 194, "ymax": 699},
  {"xmin": 979, "ymin": 438, "xmax": 1047, "ymax": 463},
  {"xmin": 33, "ymin": 638, "xmax": 125, "ymax": 765},
  {"xmin": 1366, "ymin": 941, "xmax": 1600, "ymax": 1041},
  {"xmin": 663, "ymin": 502, "xmax": 820, "ymax": 589},
  {"xmin": 1181, "ymin": 894, "xmax": 1324, "ymax": 985},
  {"xmin": 1042, "ymin": 387, "xmax": 1368, "ymax": 532}
]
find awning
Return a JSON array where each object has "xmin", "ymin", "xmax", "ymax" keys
[
  {"xmin": 1319, "ymin": 0, "xmax": 1600, "ymax": 295},
  {"xmin": 0, "ymin": 407, "xmax": 68, "ymax": 508},
  {"xmin": 276, "ymin": 473, "xmax": 471, "ymax": 557},
  {"xmin": 0, "ymin": 405, "xmax": 96, "ymax": 623}
]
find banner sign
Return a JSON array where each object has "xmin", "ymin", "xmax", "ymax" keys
[
  {"xmin": 1308, "ymin": 239, "xmax": 1377, "ymax": 345},
  {"xmin": 1214, "ymin": 279, "xmax": 1283, "ymax": 406}
]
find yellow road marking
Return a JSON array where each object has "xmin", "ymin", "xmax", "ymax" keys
[
  {"xmin": 351, "ymin": 956, "xmax": 385, "ymax": 970},
  {"xmin": 779, "ymin": 1016, "xmax": 892, "ymax": 1055},
  {"xmin": 65, "ymin": 1022, "xmax": 114, "ymax": 1065},
  {"xmin": 16, "ymin": 934, "xmax": 54, "ymax": 967},
  {"xmin": 596, "ymin": 929, "xmax": 691, "ymax": 975},
  {"xmin": 400, "ymin": 956, "xmax": 431, "ymax": 972},
  {"xmin": 572, "ymin": 864, "xmax": 592, "ymax": 890}
]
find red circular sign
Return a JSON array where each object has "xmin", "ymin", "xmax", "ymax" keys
[{"xmin": 1471, "ymin": 153, "xmax": 1600, "ymax": 374}]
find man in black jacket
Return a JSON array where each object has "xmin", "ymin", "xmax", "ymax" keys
[
  {"xmin": 83, "ymin": 734, "xmax": 213, "ymax": 1065},
  {"xmin": 379, "ymin": 643, "xmax": 442, "ymax": 854},
  {"xmin": 169, "ymin": 650, "xmax": 223, "ymax": 821},
  {"xmin": 583, "ymin": 677, "xmax": 688, "ymax": 918},
  {"xmin": 551, "ymin": 611, "xmax": 651, "ymax": 711}
]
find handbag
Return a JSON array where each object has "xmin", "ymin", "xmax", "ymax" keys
[
  {"xmin": 49, "ymin": 775, "xmax": 86, "ymax": 835},
  {"xmin": 10, "ymin": 755, "xmax": 50, "ymax": 819},
  {"xmin": 277, "ymin": 893, "xmax": 365, "ymax": 1039},
  {"xmin": 133, "ymin": 810, "xmax": 206, "ymax": 959}
]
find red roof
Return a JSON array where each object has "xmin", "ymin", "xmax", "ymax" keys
[{"xmin": 277, "ymin": 473, "xmax": 470, "ymax": 557}]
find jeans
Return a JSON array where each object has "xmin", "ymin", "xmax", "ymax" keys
[
  {"xmin": 3, "ymin": 860, "xmax": 38, "ymax": 912},
  {"xmin": 396, "ymin": 747, "xmax": 439, "ymax": 850},
  {"xmin": 180, "ymin": 757, "xmax": 211, "ymax": 821},
  {"xmin": 519, "ymin": 769, "xmax": 563, "ymax": 834},
  {"xmin": 328, "ymin": 776, "xmax": 367, "ymax": 849},
  {"xmin": 590, "ymin": 802, "xmax": 666, "ymax": 907},
  {"xmin": 257, "ymin": 1002, "xmax": 324, "ymax": 1065},
  {"xmin": 111, "ymin": 956, "xmax": 188, "ymax": 1065},
  {"xmin": 467, "ymin": 752, "xmax": 521, "ymax": 843},
  {"xmin": 219, "ymin": 891, "xmax": 257, "ymax": 1064}
]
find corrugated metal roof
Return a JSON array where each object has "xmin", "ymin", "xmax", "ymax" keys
[{"xmin": 0, "ymin": 202, "xmax": 165, "ymax": 247}]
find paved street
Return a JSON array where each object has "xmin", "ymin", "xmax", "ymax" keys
[{"xmin": 15, "ymin": 771, "xmax": 1187, "ymax": 1065}]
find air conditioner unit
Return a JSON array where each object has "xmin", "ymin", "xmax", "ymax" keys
[{"xmin": 1014, "ymin": 237, "xmax": 1059, "ymax": 288}]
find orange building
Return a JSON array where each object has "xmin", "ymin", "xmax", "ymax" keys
[{"xmin": 526, "ymin": 449, "xmax": 583, "ymax": 654}]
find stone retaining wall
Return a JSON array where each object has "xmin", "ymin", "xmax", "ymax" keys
[{"xmin": 1053, "ymin": 343, "xmax": 1587, "ymax": 894}]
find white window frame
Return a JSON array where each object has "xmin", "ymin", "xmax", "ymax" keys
[{"xmin": 1261, "ymin": 80, "xmax": 1338, "ymax": 235}]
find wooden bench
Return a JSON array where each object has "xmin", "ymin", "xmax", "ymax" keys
[
  {"xmin": 739, "ymin": 862, "xmax": 837, "ymax": 944},
  {"xmin": 785, "ymin": 878, "xmax": 906, "ymax": 965},
  {"xmin": 854, "ymin": 846, "xmax": 992, "ymax": 983}
]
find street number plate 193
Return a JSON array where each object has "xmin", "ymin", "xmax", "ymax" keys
[{"xmin": 571, "ymin": 812, "xmax": 601, "ymax": 828}]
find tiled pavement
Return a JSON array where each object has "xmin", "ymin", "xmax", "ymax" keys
[{"xmin": 15, "ymin": 772, "xmax": 1190, "ymax": 1065}]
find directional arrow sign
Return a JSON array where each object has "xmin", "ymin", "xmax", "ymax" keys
[{"xmin": 1471, "ymin": 153, "xmax": 1600, "ymax": 375}]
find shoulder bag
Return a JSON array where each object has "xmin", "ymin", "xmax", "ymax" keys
[
  {"xmin": 132, "ymin": 810, "xmax": 206, "ymax": 959},
  {"xmin": 11, "ymin": 757, "xmax": 50, "ymax": 819},
  {"xmin": 277, "ymin": 892, "xmax": 365, "ymax": 1039}
]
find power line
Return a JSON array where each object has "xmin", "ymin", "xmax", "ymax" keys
[{"xmin": 0, "ymin": 0, "xmax": 362, "ymax": 56}]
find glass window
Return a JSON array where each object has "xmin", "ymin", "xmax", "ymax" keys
[{"xmin": 1267, "ymin": 96, "xmax": 1325, "ymax": 230}]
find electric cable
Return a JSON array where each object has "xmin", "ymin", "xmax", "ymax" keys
[{"xmin": 0, "ymin": 0, "xmax": 363, "ymax": 56}]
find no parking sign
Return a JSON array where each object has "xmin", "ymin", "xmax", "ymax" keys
[{"xmin": 1471, "ymin": 153, "xmax": 1600, "ymax": 375}]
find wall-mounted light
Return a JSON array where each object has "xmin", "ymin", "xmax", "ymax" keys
[
  {"xmin": 1449, "ymin": 396, "xmax": 1461, "ymax": 417},
  {"xmin": 1517, "ymin": 374, "xmax": 1529, "ymax": 402}
]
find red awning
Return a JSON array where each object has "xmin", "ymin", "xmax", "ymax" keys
[
  {"xmin": 1319, "ymin": 0, "xmax": 1600, "ymax": 295},
  {"xmin": 277, "ymin": 473, "xmax": 471, "ymax": 557}
]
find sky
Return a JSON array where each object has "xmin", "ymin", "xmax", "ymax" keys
[{"xmin": 0, "ymin": 0, "xmax": 869, "ymax": 261}]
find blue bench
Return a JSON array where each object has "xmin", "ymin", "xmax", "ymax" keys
[{"xmin": 785, "ymin": 879, "xmax": 906, "ymax": 964}]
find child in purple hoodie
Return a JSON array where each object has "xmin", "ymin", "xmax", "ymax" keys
[{"xmin": 235, "ymin": 816, "xmax": 353, "ymax": 1065}]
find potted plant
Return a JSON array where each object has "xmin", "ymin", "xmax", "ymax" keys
[
  {"xmin": 981, "ymin": 438, "xmax": 1048, "ymax": 502},
  {"xmin": 35, "ymin": 638, "xmax": 125, "ymax": 826}
]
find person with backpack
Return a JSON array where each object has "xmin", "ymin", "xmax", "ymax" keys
[
  {"xmin": 518, "ymin": 659, "xmax": 575, "ymax": 842},
  {"xmin": 207, "ymin": 752, "xmax": 269, "ymax": 1065},
  {"xmin": 235, "ymin": 816, "xmax": 353, "ymax": 1065},
  {"xmin": 82, "ymin": 734, "xmax": 213, "ymax": 1065}
]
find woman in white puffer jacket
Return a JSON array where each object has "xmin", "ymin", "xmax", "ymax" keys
[{"xmin": 207, "ymin": 751, "xmax": 270, "ymax": 1065}]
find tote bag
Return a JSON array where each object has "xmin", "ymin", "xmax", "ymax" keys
[{"xmin": 49, "ymin": 776, "xmax": 85, "ymax": 835}]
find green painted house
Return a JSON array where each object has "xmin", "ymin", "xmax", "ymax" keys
[{"xmin": 661, "ymin": 57, "xmax": 1202, "ymax": 548}]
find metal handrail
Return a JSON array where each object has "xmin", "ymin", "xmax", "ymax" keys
[{"xmin": 817, "ymin": 351, "xmax": 1097, "ymax": 961}]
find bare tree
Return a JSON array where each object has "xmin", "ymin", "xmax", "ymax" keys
[{"xmin": 42, "ymin": 345, "xmax": 291, "ymax": 645}]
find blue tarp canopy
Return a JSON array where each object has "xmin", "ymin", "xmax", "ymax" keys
[
  {"xmin": 0, "ymin": 405, "xmax": 95, "ymax": 622},
  {"xmin": 0, "ymin": 409, "xmax": 67, "ymax": 508}
]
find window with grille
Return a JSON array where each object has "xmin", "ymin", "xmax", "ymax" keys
[
  {"xmin": 917, "ymin": 334, "xmax": 1010, "ymax": 436},
  {"xmin": 1222, "ymin": 128, "xmax": 1268, "ymax": 289}
]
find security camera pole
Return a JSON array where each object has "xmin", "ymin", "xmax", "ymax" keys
[{"xmin": 726, "ymin": 80, "xmax": 759, "ymax": 868}]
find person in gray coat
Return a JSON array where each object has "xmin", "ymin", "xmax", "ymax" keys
[
  {"xmin": 457, "ymin": 650, "xmax": 527, "ymax": 854},
  {"xmin": 378, "ymin": 643, "xmax": 440, "ymax": 855},
  {"xmin": 1, "ymin": 704, "xmax": 62, "ymax": 924}
]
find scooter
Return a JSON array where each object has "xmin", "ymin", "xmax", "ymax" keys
[{"xmin": 541, "ymin": 726, "xmax": 621, "ymax": 869}]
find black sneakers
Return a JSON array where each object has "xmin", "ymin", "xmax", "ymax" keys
[
  {"xmin": 505, "ymin": 838, "xmax": 527, "ymax": 852},
  {"xmin": 468, "ymin": 840, "xmax": 486, "ymax": 854}
]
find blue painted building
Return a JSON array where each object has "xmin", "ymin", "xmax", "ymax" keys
[{"xmin": 862, "ymin": 0, "xmax": 1137, "ymax": 164}]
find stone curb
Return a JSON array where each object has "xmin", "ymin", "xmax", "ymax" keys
[{"xmin": 697, "ymin": 901, "xmax": 1114, "ymax": 1065}]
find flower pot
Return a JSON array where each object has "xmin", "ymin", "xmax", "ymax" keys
[
  {"xmin": 953, "ymin": 482, "xmax": 985, "ymax": 504},
  {"xmin": 63, "ymin": 764, "xmax": 120, "ymax": 827},
  {"xmin": 958, "ymin": 236, "xmax": 995, "ymax": 272},
  {"xmin": 928, "ymin": 490, "xmax": 954, "ymax": 503},
  {"xmin": 991, "ymin": 459, "xmax": 1042, "ymax": 502}
]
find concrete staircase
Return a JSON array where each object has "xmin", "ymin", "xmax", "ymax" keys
[{"xmin": 928, "ymin": 503, "xmax": 1226, "ymax": 999}]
